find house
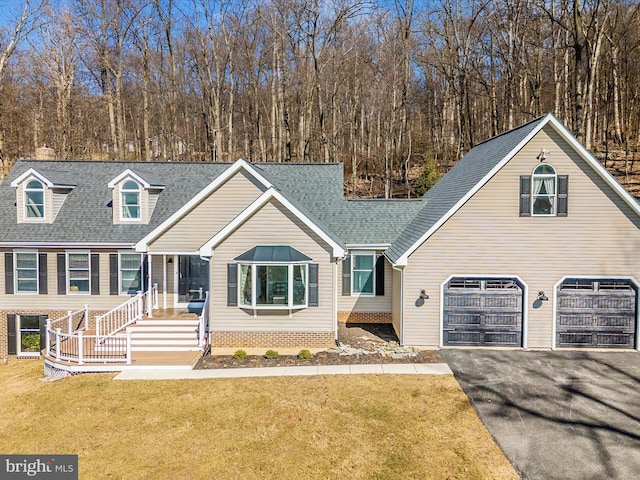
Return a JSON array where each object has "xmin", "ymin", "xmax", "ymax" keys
[{"xmin": 2, "ymin": 113, "xmax": 640, "ymax": 374}]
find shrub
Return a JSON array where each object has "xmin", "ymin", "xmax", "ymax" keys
[
  {"xmin": 414, "ymin": 157, "xmax": 441, "ymax": 196},
  {"xmin": 264, "ymin": 349, "xmax": 279, "ymax": 359},
  {"xmin": 233, "ymin": 350, "xmax": 248, "ymax": 360},
  {"xmin": 297, "ymin": 349, "xmax": 312, "ymax": 359}
]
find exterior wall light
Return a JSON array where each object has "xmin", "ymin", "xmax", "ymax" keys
[
  {"xmin": 420, "ymin": 289, "xmax": 429, "ymax": 300},
  {"xmin": 537, "ymin": 291, "xmax": 549, "ymax": 301}
]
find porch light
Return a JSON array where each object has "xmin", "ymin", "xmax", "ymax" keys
[
  {"xmin": 537, "ymin": 291, "xmax": 549, "ymax": 301},
  {"xmin": 419, "ymin": 289, "xmax": 429, "ymax": 300}
]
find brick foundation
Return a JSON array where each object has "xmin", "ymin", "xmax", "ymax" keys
[
  {"xmin": 338, "ymin": 311, "xmax": 392, "ymax": 324},
  {"xmin": 211, "ymin": 331, "xmax": 335, "ymax": 349}
]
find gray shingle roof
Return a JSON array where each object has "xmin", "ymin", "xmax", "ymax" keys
[
  {"xmin": 0, "ymin": 160, "xmax": 418, "ymax": 248},
  {"xmin": 4, "ymin": 113, "xmax": 541, "ymax": 254},
  {"xmin": 385, "ymin": 115, "xmax": 547, "ymax": 263}
]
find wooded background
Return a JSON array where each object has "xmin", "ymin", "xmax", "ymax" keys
[{"xmin": 0, "ymin": 0, "xmax": 638, "ymax": 198}]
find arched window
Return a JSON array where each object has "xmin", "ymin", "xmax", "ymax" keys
[
  {"xmin": 531, "ymin": 164, "xmax": 556, "ymax": 215},
  {"xmin": 24, "ymin": 180, "xmax": 44, "ymax": 218},
  {"xmin": 121, "ymin": 180, "xmax": 141, "ymax": 220}
]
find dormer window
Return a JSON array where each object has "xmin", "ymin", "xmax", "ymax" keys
[
  {"xmin": 108, "ymin": 169, "xmax": 165, "ymax": 225},
  {"xmin": 24, "ymin": 180, "xmax": 45, "ymax": 219},
  {"xmin": 121, "ymin": 180, "xmax": 141, "ymax": 220}
]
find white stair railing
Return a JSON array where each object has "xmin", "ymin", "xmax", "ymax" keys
[{"xmin": 95, "ymin": 283, "xmax": 158, "ymax": 344}]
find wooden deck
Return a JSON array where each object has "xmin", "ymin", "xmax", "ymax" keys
[
  {"xmin": 44, "ymin": 308, "xmax": 204, "ymax": 374},
  {"xmin": 146, "ymin": 308, "xmax": 200, "ymax": 320}
]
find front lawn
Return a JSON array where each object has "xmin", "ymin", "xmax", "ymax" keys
[{"xmin": 0, "ymin": 361, "xmax": 518, "ymax": 479}]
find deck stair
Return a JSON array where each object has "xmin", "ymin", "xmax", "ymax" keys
[{"xmin": 127, "ymin": 318, "xmax": 200, "ymax": 352}]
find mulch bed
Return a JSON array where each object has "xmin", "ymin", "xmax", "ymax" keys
[{"xmin": 195, "ymin": 323, "xmax": 443, "ymax": 369}]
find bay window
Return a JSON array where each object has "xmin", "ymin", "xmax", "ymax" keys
[{"xmin": 239, "ymin": 263, "xmax": 307, "ymax": 308}]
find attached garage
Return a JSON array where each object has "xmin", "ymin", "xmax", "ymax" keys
[
  {"xmin": 442, "ymin": 277, "xmax": 524, "ymax": 346},
  {"xmin": 556, "ymin": 278, "xmax": 637, "ymax": 349}
]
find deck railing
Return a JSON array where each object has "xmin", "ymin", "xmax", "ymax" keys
[
  {"xmin": 95, "ymin": 283, "xmax": 158, "ymax": 344},
  {"xmin": 48, "ymin": 306, "xmax": 89, "ymax": 334},
  {"xmin": 46, "ymin": 325, "xmax": 131, "ymax": 365}
]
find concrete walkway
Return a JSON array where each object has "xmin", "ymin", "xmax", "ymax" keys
[{"xmin": 114, "ymin": 362, "xmax": 452, "ymax": 380}]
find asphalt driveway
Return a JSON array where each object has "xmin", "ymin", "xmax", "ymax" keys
[{"xmin": 442, "ymin": 350, "xmax": 640, "ymax": 480}]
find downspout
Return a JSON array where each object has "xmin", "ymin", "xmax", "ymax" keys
[
  {"xmin": 334, "ymin": 259, "xmax": 339, "ymax": 345},
  {"xmin": 392, "ymin": 264, "xmax": 404, "ymax": 345}
]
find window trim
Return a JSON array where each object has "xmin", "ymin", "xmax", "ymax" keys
[
  {"xmin": 237, "ymin": 262, "xmax": 309, "ymax": 310},
  {"xmin": 119, "ymin": 252, "xmax": 143, "ymax": 295},
  {"xmin": 24, "ymin": 178, "xmax": 45, "ymax": 222},
  {"xmin": 351, "ymin": 252, "xmax": 376, "ymax": 297},
  {"xmin": 17, "ymin": 314, "xmax": 42, "ymax": 357},
  {"xmin": 531, "ymin": 163, "xmax": 557, "ymax": 216},
  {"xmin": 14, "ymin": 250, "xmax": 39, "ymax": 295},
  {"xmin": 66, "ymin": 251, "xmax": 91, "ymax": 295},
  {"xmin": 120, "ymin": 179, "xmax": 141, "ymax": 222}
]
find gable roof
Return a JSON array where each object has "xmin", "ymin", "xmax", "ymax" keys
[
  {"xmin": 0, "ymin": 160, "xmax": 353, "ymax": 248},
  {"xmin": 386, "ymin": 113, "xmax": 640, "ymax": 265},
  {"xmin": 107, "ymin": 168, "xmax": 166, "ymax": 189},
  {"xmin": 198, "ymin": 188, "xmax": 346, "ymax": 258},
  {"xmin": 10, "ymin": 167, "xmax": 76, "ymax": 189}
]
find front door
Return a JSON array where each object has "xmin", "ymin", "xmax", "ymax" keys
[{"xmin": 178, "ymin": 255, "xmax": 209, "ymax": 303}]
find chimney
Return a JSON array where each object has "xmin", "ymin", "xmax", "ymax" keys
[{"xmin": 34, "ymin": 145, "xmax": 55, "ymax": 160}]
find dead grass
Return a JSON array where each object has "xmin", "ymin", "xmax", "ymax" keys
[{"xmin": 0, "ymin": 360, "xmax": 519, "ymax": 479}]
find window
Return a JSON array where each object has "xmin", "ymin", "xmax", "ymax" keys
[
  {"xmin": 120, "ymin": 253, "xmax": 142, "ymax": 294},
  {"xmin": 239, "ymin": 263, "xmax": 308, "ymax": 308},
  {"xmin": 67, "ymin": 253, "xmax": 90, "ymax": 294},
  {"xmin": 18, "ymin": 315, "xmax": 42, "ymax": 356},
  {"xmin": 531, "ymin": 164, "xmax": 556, "ymax": 215},
  {"xmin": 520, "ymin": 165, "xmax": 568, "ymax": 217},
  {"xmin": 15, "ymin": 252, "xmax": 38, "ymax": 293},
  {"xmin": 121, "ymin": 180, "xmax": 141, "ymax": 220},
  {"xmin": 352, "ymin": 254, "xmax": 375, "ymax": 295},
  {"xmin": 25, "ymin": 179, "xmax": 44, "ymax": 219}
]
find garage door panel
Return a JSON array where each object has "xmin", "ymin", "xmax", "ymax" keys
[
  {"xmin": 556, "ymin": 279, "xmax": 637, "ymax": 349},
  {"xmin": 443, "ymin": 278, "xmax": 523, "ymax": 347}
]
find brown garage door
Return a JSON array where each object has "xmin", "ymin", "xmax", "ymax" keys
[
  {"xmin": 556, "ymin": 279, "xmax": 637, "ymax": 348},
  {"xmin": 443, "ymin": 277, "xmax": 523, "ymax": 346}
]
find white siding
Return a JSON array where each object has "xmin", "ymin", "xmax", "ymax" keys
[
  {"xmin": 402, "ymin": 125, "xmax": 640, "ymax": 348},
  {"xmin": 149, "ymin": 170, "xmax": 266, "ymax": 252},
  {"xmin": 210, "ymin": 199, "xmax": 335, "ymax": 333},
  {"xmin": 337, "ymin": 255, "xmax": 392, "ymax": 312}
]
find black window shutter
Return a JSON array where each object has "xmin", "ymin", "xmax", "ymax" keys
[
  {"xmin": 109, "ymin": 254, "xmax": 119, "ymax": 295},
  {"xmin": 557, "ymin": 175, "xmax": 568, "ymax": 217},
  {"xmin": 39, "ymin": 315, "xmax": 48, "ymax": 354},
  {"xmin": 5, "ymin": 253, "xmax": 13, "ymax": 294},
  {"xmin": 227, "ymin": 263, "xmax": 237, "ymax": 306},
  {"xmin": 519, "ymin": 176, "xmax": 531, "ymax": 216},
  {"xmin": 38, "ymin": 253, "xmax": 47, "ymax": 294},
  {"xmin": 90, "ymin": 254, "xmax": 100, "ymax": 295},
  {"xmin": 375, "ymin": 255, "xmax": 385, "ymax": 296},
  {"xmin": 342, "ymin": 257, "xmax": 351, "ymax": 296},
  {"xmin": 308, "ymin": 264, "xmax": 319, "ymax": 307},
  {"xmin": 141, "ymin": 254, "xmax": 148, "ymax": 291},
  {"xmin": 57, "ymin": 254, "xmax": 66, "ymax": 295},
  {"xmin": 7, "ymin": 314, "xmax": 16, "ymax": 355}
]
